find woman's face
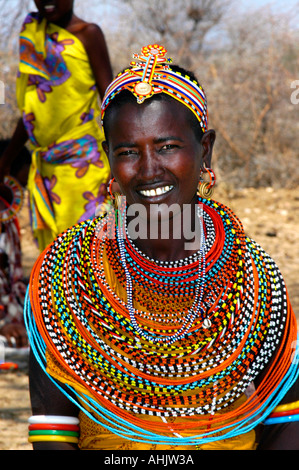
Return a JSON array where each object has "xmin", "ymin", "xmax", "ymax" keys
[
  {"xmin": 103, "ymin": 98, "xmax": 215, "ymax": 219},
  {"xmin": 34, "ymin": 0, "xmax": 74, "ymax": 22}
]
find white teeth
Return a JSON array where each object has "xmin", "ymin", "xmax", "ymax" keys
[{"xmin": 139, "ymin": 185, "xmax": 173, "ymax": 197}]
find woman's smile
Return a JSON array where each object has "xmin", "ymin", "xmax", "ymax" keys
[{"xmin": 137, "ymin": 184, "xmax": 174, "ymax": 199}]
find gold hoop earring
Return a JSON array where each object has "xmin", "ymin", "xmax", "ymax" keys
[
  {"xmin": 198, "ymin": 181, "xmax": 213, "ymax": 198},
  {"xmin": 198, "ymin": 168, "xmax": 216, "ymax": 199}
]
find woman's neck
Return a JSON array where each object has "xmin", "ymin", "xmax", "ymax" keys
[
  {"xmin": 50, "ymin": 10, "xmax": 75, "ymax": 29},
  {"xmin": 126, "ymin": 202, "xmax": 203, "ymax": 263},
  {"xmin": 133, "ymin": 238, "xmax": 201, "ymax": 263}
]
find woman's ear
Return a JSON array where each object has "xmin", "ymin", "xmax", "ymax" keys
[
  {"xmin": 102, "ymin": 141, "xmax": 109, "ymax": 157},
  {"xmin": 201, "ymin": 129, "xmax": 216, "ymax": 168}
]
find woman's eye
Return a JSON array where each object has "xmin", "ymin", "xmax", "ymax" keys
[
  {"xmin": 117, "ymin": 149, "xmax": 138, "ymax": 157},
  {"xmin": 160, "ymin": 144, "xmax": 177, "ymax": 151}
]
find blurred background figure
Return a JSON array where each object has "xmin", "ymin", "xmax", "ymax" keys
[
  {"xmin": 0, "ymin": 139, "xmax": 30, "ymax": 351},
  {"xmin": 0, "ymin": 0, "xmax": 113, "ymax": 251}
]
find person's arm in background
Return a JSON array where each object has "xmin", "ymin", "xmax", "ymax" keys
[
  {"xmin": 0, "ymin": 118, "xmax": 28, "ymax": 181},
  {"xmin": 75, "ymin": 23, "xmax": 113, "ymax": 100},
  {"xmin": 0, "ymin": 322, "xmax": 28, "ymax": 348}
]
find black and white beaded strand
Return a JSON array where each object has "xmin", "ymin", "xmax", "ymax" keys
[{"xmin": 118, "ymin": 205, "xmax": 210, "ymax": 343}]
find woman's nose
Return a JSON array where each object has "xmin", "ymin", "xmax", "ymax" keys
[{"xmin": 138, "ymin": 146, "xmax": 163, "ymax": 181}]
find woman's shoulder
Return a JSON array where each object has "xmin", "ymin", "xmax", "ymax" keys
[{"xmin": 68, "ymin": 17, "xmax": 105, "ymax": 48}]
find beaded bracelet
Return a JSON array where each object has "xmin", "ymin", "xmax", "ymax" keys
[
  {"xmin": 28, "ymin": 416, "xmax": 80, "ymax": 445},
  {"xmin": 272, "ymin": 400, "xmax": 299, "ymax": 413},
  {"xmin": 29, "ymin": 430, "xmax": 79, "ymax": 437},
  {"xmin": 263, "ymin": 400, "xmax": 299, "ymax": 425},
  {"xmin": 264, "ymin": 414, "xmax": 299, "ymax": 425},
  {"xmin": 29, "ymin": 423, "xmax": 79, "ymax": 431},
  {"xmin": 28, "ymin": 435, "xmax": 79, "ymax": 444},
  {"xmin": 269, "ymin": 408, "xmax": 299, "ymax": 418},
  {"xmin": 28, "ymin": 415, "xmax": 79, "ymax": 425}
]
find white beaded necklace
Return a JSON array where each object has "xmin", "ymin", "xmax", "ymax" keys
[{"xmin": 117, "ymin": 205, "xmax": 209, "ymax": 344}]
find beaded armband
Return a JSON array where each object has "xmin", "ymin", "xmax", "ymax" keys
[
  {"xmin": 28, "ymin": 415, "xmax": 80, "ymax": 444},
  {"xmin": 264, "ymin": 400, "xmax": 299, "ymax": 425}
]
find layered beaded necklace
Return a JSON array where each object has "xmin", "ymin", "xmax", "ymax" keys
[
  {"xmin": 118, "ymin": 204, "xmax": 207, "ymax": 344},
  {"xmin": 25, "ymin": 197, "xmax": 299, "ymax": 445}
]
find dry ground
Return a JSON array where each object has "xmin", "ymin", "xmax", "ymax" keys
[{"xmin": 0, "ymin": 186, "xmax": 298, "ymax": 450}]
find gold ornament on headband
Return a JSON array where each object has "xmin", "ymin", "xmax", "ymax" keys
[{"xmin": 129, "ymin": 44, "xmax": 172, "ymax": 103}]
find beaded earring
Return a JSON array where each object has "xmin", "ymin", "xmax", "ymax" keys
[
  {"xmin": 108, "ymin": 177, "xmax": 122, "ymax": 210},
  {"xmin": 198, "ymin": 168, "xmax": 216, "ymax": 198}
]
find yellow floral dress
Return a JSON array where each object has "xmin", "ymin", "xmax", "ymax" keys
[{"xmin": 16, "ymin": 12, "xmax": 110, "ymax": 250}]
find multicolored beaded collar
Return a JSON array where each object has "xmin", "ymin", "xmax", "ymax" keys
[
  {"xmin": 0, "ymin": 176, "xmax": 24, "ymax": 223},
  {"xmin": 25, "ymin": 197, "xmax": 299, "ymax": 446},
  {"xmin": 101, "ymin": 44, "xmax": 208, "ymax": 133}
]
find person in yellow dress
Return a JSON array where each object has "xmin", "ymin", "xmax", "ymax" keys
[
  {"xmin": 25, "ymin": 44, "xmax": 299, "ymax": 450},
  {"xmin": 0, "ymin": 0, "xmax": 113, "ymax": 251}
]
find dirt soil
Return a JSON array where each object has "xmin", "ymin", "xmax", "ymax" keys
[{"xmin": 0, "ymin": 186, "xmax": 298, "ymax": 450}]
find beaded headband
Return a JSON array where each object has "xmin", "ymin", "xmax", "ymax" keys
[{"xmin": 101, "ymin": 44, "xmax": 208, "ymax": 132}]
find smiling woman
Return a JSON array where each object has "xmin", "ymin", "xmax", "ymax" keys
[
  {"xmin": 24, "ymin": 44, "xmax": 299, "ymax": 451},
  {"xmin": 102, "ymin": 96, "xmax": 214, "ymax": 259}
]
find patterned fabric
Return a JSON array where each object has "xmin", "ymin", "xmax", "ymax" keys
[{"xmin": 17, "ymin": 13, "xmax": 110, "ymax": 251}]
